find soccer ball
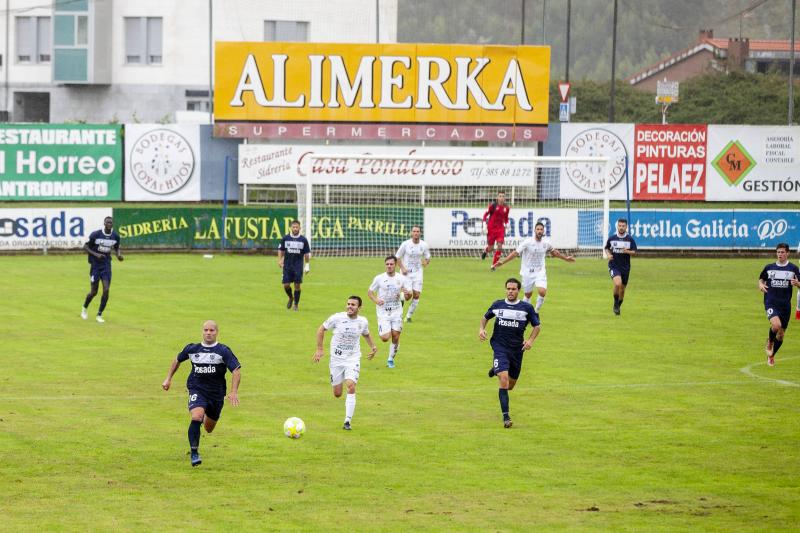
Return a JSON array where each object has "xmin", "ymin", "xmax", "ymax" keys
[{"xmin": 283, "ymin": 417, "xmax": 305, "ymax": 439}]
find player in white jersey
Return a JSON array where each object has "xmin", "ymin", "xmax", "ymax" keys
[
  {"xmin": 314, "ymin": 295, "xmax": 377, "ymax": 430},
  {"xmin": 395, "ymin": 226, "xmax": 432, "ymax": 323},
  {"xmin": 368, "ymin": 255, "xmax": 412, "ymax": 368},
  {"xmin": 492, "ymin": 221, "xmax": 575, "ymax": 312}
]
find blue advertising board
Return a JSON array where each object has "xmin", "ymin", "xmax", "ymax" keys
[{"xmin": 596, "ymin": 209, "xmax": 800, "ymax": 249}]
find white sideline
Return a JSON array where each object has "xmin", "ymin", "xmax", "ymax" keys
[{"xmin": 739, "ymin": 356, "xmax": 800, "ymax": 388}]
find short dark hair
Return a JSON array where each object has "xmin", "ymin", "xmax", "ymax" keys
[
  {"xmin": 534, "ymin": 221, "xmax": 545, "ymax": 228},
  {"xmin": 385, "ymin": 255, "xmax": 397, "ymax": 263},
  {"xmin": 104, "ymin": 216, "xmax": 113, "ymax": 222},
  {"xmin": 776, "ymin": 243, "xmax": 790, "ymax": 252},
  {"xmin": 617, "ymin": 218, "xmax": 628, "ymax": 224},
  {"xmin": 411, "ymin": 225, "xmax": 421, "ymax": 232},
  {"xmin": 505, "ymin": 278, "xmax": 521, "ymax": 290},
  {"xmin": 347, "ymin": 295, "xmax": 363, "ymax": 307},
  {"xmin": 290, "ymin": 219, "xmax": 300, "ymax": 226},
  {"xmin": 497, "ymin": 191, "xmax": 506, "ymax": 196}
]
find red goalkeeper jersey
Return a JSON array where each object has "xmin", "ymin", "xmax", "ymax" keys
[{"xmin": 483, "ymin": 202, "xmax": 509, "ymax": 232}]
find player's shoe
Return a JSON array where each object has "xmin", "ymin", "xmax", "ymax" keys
[
  {"xmin": 342, "ymin": 421, "xmax": 351, "ymax": 430},
  {"xmin": 96, "ymin": 315, "xmax": 105, "ymax": 323},
  {"xmin": 286, "ymin": 297, "xmax": 293, "ymax": 310},
  {"xmin": 80, "ymin": 308, "xmax": 88, "ymax": 320},
  {"xmin": 481, "ymin": 251, "xmax": 487, "ymax": 260},
  {"xmin": 767, "ymin": 354, "xmax": 775, "ymax": 367},
  {"xmin": 190, "ymin": 450, "xmax": 202, "ymax": 467},
  {"xmin": 765, "ymin": 339, "xmax": 774, "ymax": 357},
  {"xmin": 404, "ymin": 316, "xmax": 412, "ymax": 323},
  {"xmin": 292, "ymin": 305, "xmax": 299, "ymax": 312},
  {"xmin": 503, "ymin": 418, "xmax": 513, "ymax": 429},
  {"xmin": 490, "ymin": 264, "xmax": 497, "ymax": 271},
  {"xmin": 386, "ymin": 359, "xmax": 395, "ymax": 368},
  {"xmin": 613, "ymin": 304, "xmax": 620, "ymax": 315}
]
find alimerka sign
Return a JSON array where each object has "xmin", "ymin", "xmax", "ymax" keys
[{"xmin": 214, "ymin": 42, "xmax": 550, "ymax": 141}]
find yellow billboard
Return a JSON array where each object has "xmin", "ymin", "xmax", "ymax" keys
[{"xmin": 214, "ymin": 42, "xmax": 550, "ymax": 141}]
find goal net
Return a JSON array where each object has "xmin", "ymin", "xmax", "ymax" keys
[{"xmin": 239, "ymin": 146, "xmax": 612, "ymax": 258}]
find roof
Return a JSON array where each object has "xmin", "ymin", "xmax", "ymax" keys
[{"xmin": 705, "ymin": 37, "xmax": 800, "ymax": 53}]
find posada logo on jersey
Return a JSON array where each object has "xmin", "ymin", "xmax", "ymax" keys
[{"xmin": 633, "ymin": 124, "xmax": 707, "ymax": 200}]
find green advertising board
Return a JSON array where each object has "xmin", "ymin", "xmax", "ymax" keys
[
  {"xmin": 114, "ymin": 207, "xmax": 298, "ymax": 249},
  {"xmin": 309, "ymin": 206, "xmax": 423, "ymax": 250},
  {"xmin": 0, "ymin": 124, "xmax": 122, "ymax": 201}
]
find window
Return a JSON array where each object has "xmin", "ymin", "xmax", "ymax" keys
[
  {"xmin": 76, "ymin": 16, "xmax": 88, "ymax": 46},
  {"xmin": 186, "ymin": 89, "xmax": 210, "ymax": 111},
  {"xmin": 16, "ymin": 16, "xmax": 51, "ymax": 63},
  {"xmin": 264, "ymin": 20, "xmax": 308, "ymax": 42},
  {"xmin": 125, "ymin": 17, "xmax": 163, "ymax": 65}
]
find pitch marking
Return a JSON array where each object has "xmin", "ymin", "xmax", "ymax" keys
[{"xmin": 739, "ymin": 356, "xmax": 800, "ymax": 388}]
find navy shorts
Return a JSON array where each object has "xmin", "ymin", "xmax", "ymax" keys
[
  {"xmin": 609, "ymin": 267, "xmax": 629, "ymax": 285},
  {"xmin": 492, "ymin": 348, "xmax": 524, "ymax": 380},
  {"xmin": 765, "ymin": 304, "xmax": 790, "ymax": 329},
  {"xmin": 90, "ymin": 264, "xmax": 111, "ymax": 283},
  {"xmin": 188, "ymin": 389, "xmax": 225, "ymax": 421},
  {"xmin": 282, "ymin": 267, "xmax": 303, "ymax": 284}
]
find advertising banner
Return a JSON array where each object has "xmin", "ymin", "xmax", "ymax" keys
[
  {"xmin": 310, "ymin": 206, "xmax": 423, "ymax": 251},
  {"xmin": 559, "ymin": 123, "xmax": 633, "ymax": 200},
  {"xmin": 124, "ymin": 124, "xmax": 202, "ymax": 201},
  {"xmin": 609, "ymin": 209, "xmax": 800, "ymax": 249},
  {"xmin": 706, "ymin": 125, "xmax": 800, "ymax": 201},
  {"xmin": 214, "ymin": 42, "xmax": 550, "ymax": 141},
  {"xmin": 114, "ymin": 207, "xmax": 295, "ymax": 249},
  {"xmin": 423, "ymin": 208, "xmax": 579, "ymax": 249},
  {"xmin": 238, "ymin": 145, "xmax": 538, "ymax": 186},
  {"xmin": 632, "ymin": 124, "xmax": 707, "ymax": 200},
  {"xmin": 0, "ymin": 124, "xmax": 122, "ymax": 201},
  {"xmin": 0, "ymin": 207, "xmax": 111, "ymax": 250}
]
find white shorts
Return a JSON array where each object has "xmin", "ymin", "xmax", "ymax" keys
[
  {"xmin": 377, "ymin": 310, "xmax": 403, "ymax": 335},
  {"xmin": 522, "ymin": 270, "xmax": 547, "ymax": 293},
  {"xmin": 330, "ymin": 361, "xmax": 360, "ymax": 386},
  {"xmin": 405, "ymin": 270, "xmax": 423, "ymax": 292}
]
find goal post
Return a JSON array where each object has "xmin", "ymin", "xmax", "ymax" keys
[{"xmin": 239, "ymin": 147, "xmax": 612, "ymax": 258}]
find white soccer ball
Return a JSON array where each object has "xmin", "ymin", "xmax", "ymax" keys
[{"xmin": 283, "ymin": 417, "xmax": 305, "ymax": 439}]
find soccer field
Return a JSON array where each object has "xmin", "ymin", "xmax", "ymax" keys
[{"xmin": 3, "ymin": 253, "xmax": 799, "ymax": 531}]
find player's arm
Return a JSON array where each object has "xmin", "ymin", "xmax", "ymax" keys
[
  {"xmin": 313, "ymin": 325, "xmax": 327, "ymax": 362},
  {"xmin": 303, "ymin": 252, "xmax": 311, "ymax": 273},
  {"xmin": 493, "ymin": 250, "xmax": 519, "ymax": 269},
  {"xmin": 396, "ymin": 256, "xmax": 407, "ymax": 275},
  {"xmin": 422, "ymin": 247, "xmax": 431, "ymax": 267},
  {"xmin": 368, "ymin": 288, "xmax": 384, "ymax": 306},
  {"xmin": 523, "ymin": 324, "xmax": 541, "ymax": 351},
  {"xmin": 603, "ymin": 239, "xmax": 613, "ymax": 260},
  {"xmin": 479, "ymin": 316, "xmax": 490, "ymax": 341},
  {"xmin": 161, "ymin": 358, "xmax": 182, "ymax": 391},
  {"xmin": 363, "ymin": 331, "xmax": 378, "ymax": 359},
  {"xmin": 227, "ymin": 367, "xmax": 241, "ymax": 406},
  {"xmin": 83, "ymin": 240, "xmax": 103, "ymax": 260},
  {"xmin": 551, "ymin": 248, "xmax": 575, "ymax": 262},
  {"xmin": 758, "ymin": 269, "xmax": 769, "ymax": 294},
  {"xmin": 277, "ymin": 248, "xmax": 285, "ymax": 268}
]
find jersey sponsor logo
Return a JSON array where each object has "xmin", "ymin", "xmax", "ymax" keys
[
  {"xmin": 193, "ymin": 365, "xmax": 218, "ymax": 374},
  {"xmin": 494, "ymin": 308, "xmax": 529, "ymax": 321},
  {"xmin": 189, "ymin": 352, "xmax": 225, "ymax": 365},
  {"xmin": 498, "ymin": 318, "xmax": 521, "ymax": 327}
]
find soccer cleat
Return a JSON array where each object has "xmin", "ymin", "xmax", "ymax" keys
[
  {"xmin": 80, "ymin": 308, "xmax": 88, "ymax": 320},
  {"xmin": 190, "ymin": 451, "xmax": 202, "ymax": 467},
  {"xmin": 386, "ymin": 359, "xmax": 395, "ymax": 368},
  {"xmin": 768, "ymin": 355, "xmax": 775, "ymax": 367},
  {"xmin": 286, "ymin": 297, "xmax": 293, "ymax": 310},
  {"xmin": 481, "ymin": 251, "xmax": 487, "ymax": 260},
  {"xmin": 490, "ymin": 265, "xmax": 497, "ymax": 272},
  {"xmin": 488, "ymin": 368, "xmax": 495, "ymax": 378},
  {"xmin": 342, "ymin": 421, "xmax": 351, "ymax": 430},
  {"xmin": 765, "ymin": 339, "xmax": 774, "ymax": 357},
  {"xmin": 96, "ymin": 315, "xmax": 105, "ymax": 323},
  {"xmin": 503, "ymin": 418, "xmax": 513, "ymax": 429},
  {"xmin": 292, "ymin": 305, "xmax": 299, "ymax": 312},
  {"xmin": 613, "ymin": 305, "xmax": 620, "ymax": 316},
  {"xmin": 404, "ymin": 316, "xmax": 412, "ymax": 323}
]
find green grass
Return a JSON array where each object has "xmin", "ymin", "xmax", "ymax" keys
[{"xmin": 2, "ymin": 254, "xmax": 799, "ymax": 531}]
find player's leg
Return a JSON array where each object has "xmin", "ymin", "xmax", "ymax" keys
[
  {"xmin": 282, "ymin": 266, "xmax": 294, "ymax": 308},
  {"xmin": 534, "ymin": 274, "xmax": 548, "ymax": 312},
  {"xmin": 493, "ymin": 352, "xmax": 512, "ymax": 427},
  {"xmin": 82, "ymin": 276, "xmax": 99, "ymax": 318},
  {"xmin": 202, "ymin": 399, "xmax": 223, "ymax": 434},
  {"xmin": 187, "ymin": 392, "xmax": 208, "ymax": 466},
  {"xmin": 405, "ymin": 281, "xmax": 422, "ymax": 321},
  {"xmin": 343, "ymin": 366, "xmax": 359, "ymax": 429},
  {"xmin": 378, "ymin": 317, "xmax": 392, "ymax": 343},
  {"xmin": 610, "ymin": 270, "xmax": 624, "ymax": 314},
  {"xmin": 96, "ymin": 276, "xmax": 111, "ymax": 322},
  {"xmin": 331, "ymin": 365, "xmax": 345, "ymax": 397},
  {"xmin": 483, "ymin": 232, "xmax": 495, "ymax": 260},
  {"xmin": 492, "ymin": 238, "xmax": 504, "ymax": 268},
  {"xmin": 769, "ymin": 313, "xmax": 788, "ymax": 362},
  {"xmin": 292, "ymin": 280, "xmax": 302, "ymax": 311},
  {"xmin": 387, "ymin": 327, "xmax": 401, "ymax": 368}
]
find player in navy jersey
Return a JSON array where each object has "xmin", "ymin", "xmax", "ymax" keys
[
  {"xmin": 80, "ymin": 216, "xmax": 123, "ymax": 323},
  {"xmin": 162, "ymin": 320, "xmax": 242, "ymax": 466},
  {"xmin": 758, "ymin": 243, "xmax": 800, "ymax": 366},
  {"xmin": 278, "ymin": 220, "xmax": 311, "ymax": 311},
  {"xmin": 604, "ymin": 218, "xmax": 637, "ymax": 315},
  {"xmin": 479, "ymin": 278, "xmax": 541, "ymax": 428}
]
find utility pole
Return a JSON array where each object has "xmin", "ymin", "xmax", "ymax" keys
[
  {"xmin": 521, "ymin": 0, "xmax": 526, "ymax": 44},
  {"xmin": 609, "ymin": 0, "xmax": 618, "ymax": 122},
  {"xmin": 565, "ymin": 0, "xmax": 571, "ymax": 82},
  {"xmin": 790, "ymin": 0, "xmax": 796, "ymax": 124}
]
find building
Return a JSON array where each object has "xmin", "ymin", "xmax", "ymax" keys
[
  {"xmin": 0, "ymin": 0, "xmax": 398, "ymax": 123},
  {"xmin": 628, "ymin": 29, "xmax": 800, "ymax": 91}
]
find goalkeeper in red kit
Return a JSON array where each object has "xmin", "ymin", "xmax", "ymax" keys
[{"xmin": 482, "ymin": 191, "xmax": 510, "ymax": 269}]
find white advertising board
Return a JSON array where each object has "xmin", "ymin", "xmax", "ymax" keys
[
  {"xmin": 125, "ymin": 124, "xmax": 202, "ymax": 201},
  {"xmin": 238, "ymin": 145, "xmax": 539, "ymax": 186},
  {"xmin": 705, "ymin": 125, "xmax": 800, "ymax": 201},
  {"xmin": 423, "ymin": 208, "xmax": 579, "ymax": 249},
  {"xmin": 559, "ymin": 123, "xmax": 633, "ymax": 200},
  {"xmin": 0, "ymin": 207, "xmax": 111, "ymax": 250}
]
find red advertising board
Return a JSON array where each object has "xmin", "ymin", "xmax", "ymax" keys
[{"xmin": 633, "ymin": 124, "xmax": 707, "ymax": 200}]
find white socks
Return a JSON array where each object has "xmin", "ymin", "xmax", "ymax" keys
[
  {"xmin": 535, "ymin": 295, "xmax": 545, "ymax": 312},
  {"xmin": 388, "ymin": 343, "xmax": 399, "ymax": 361},
  {"xmin": 345, "ymin": 393, "xmax": 356, "ymax": 421},
  {"xmin": 522, "ymin": 296, "xmax": 531, "ymax": 303},
  {"xmin": 406, "ymin": 298, "xmax": 419, "ymax": 318}
]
